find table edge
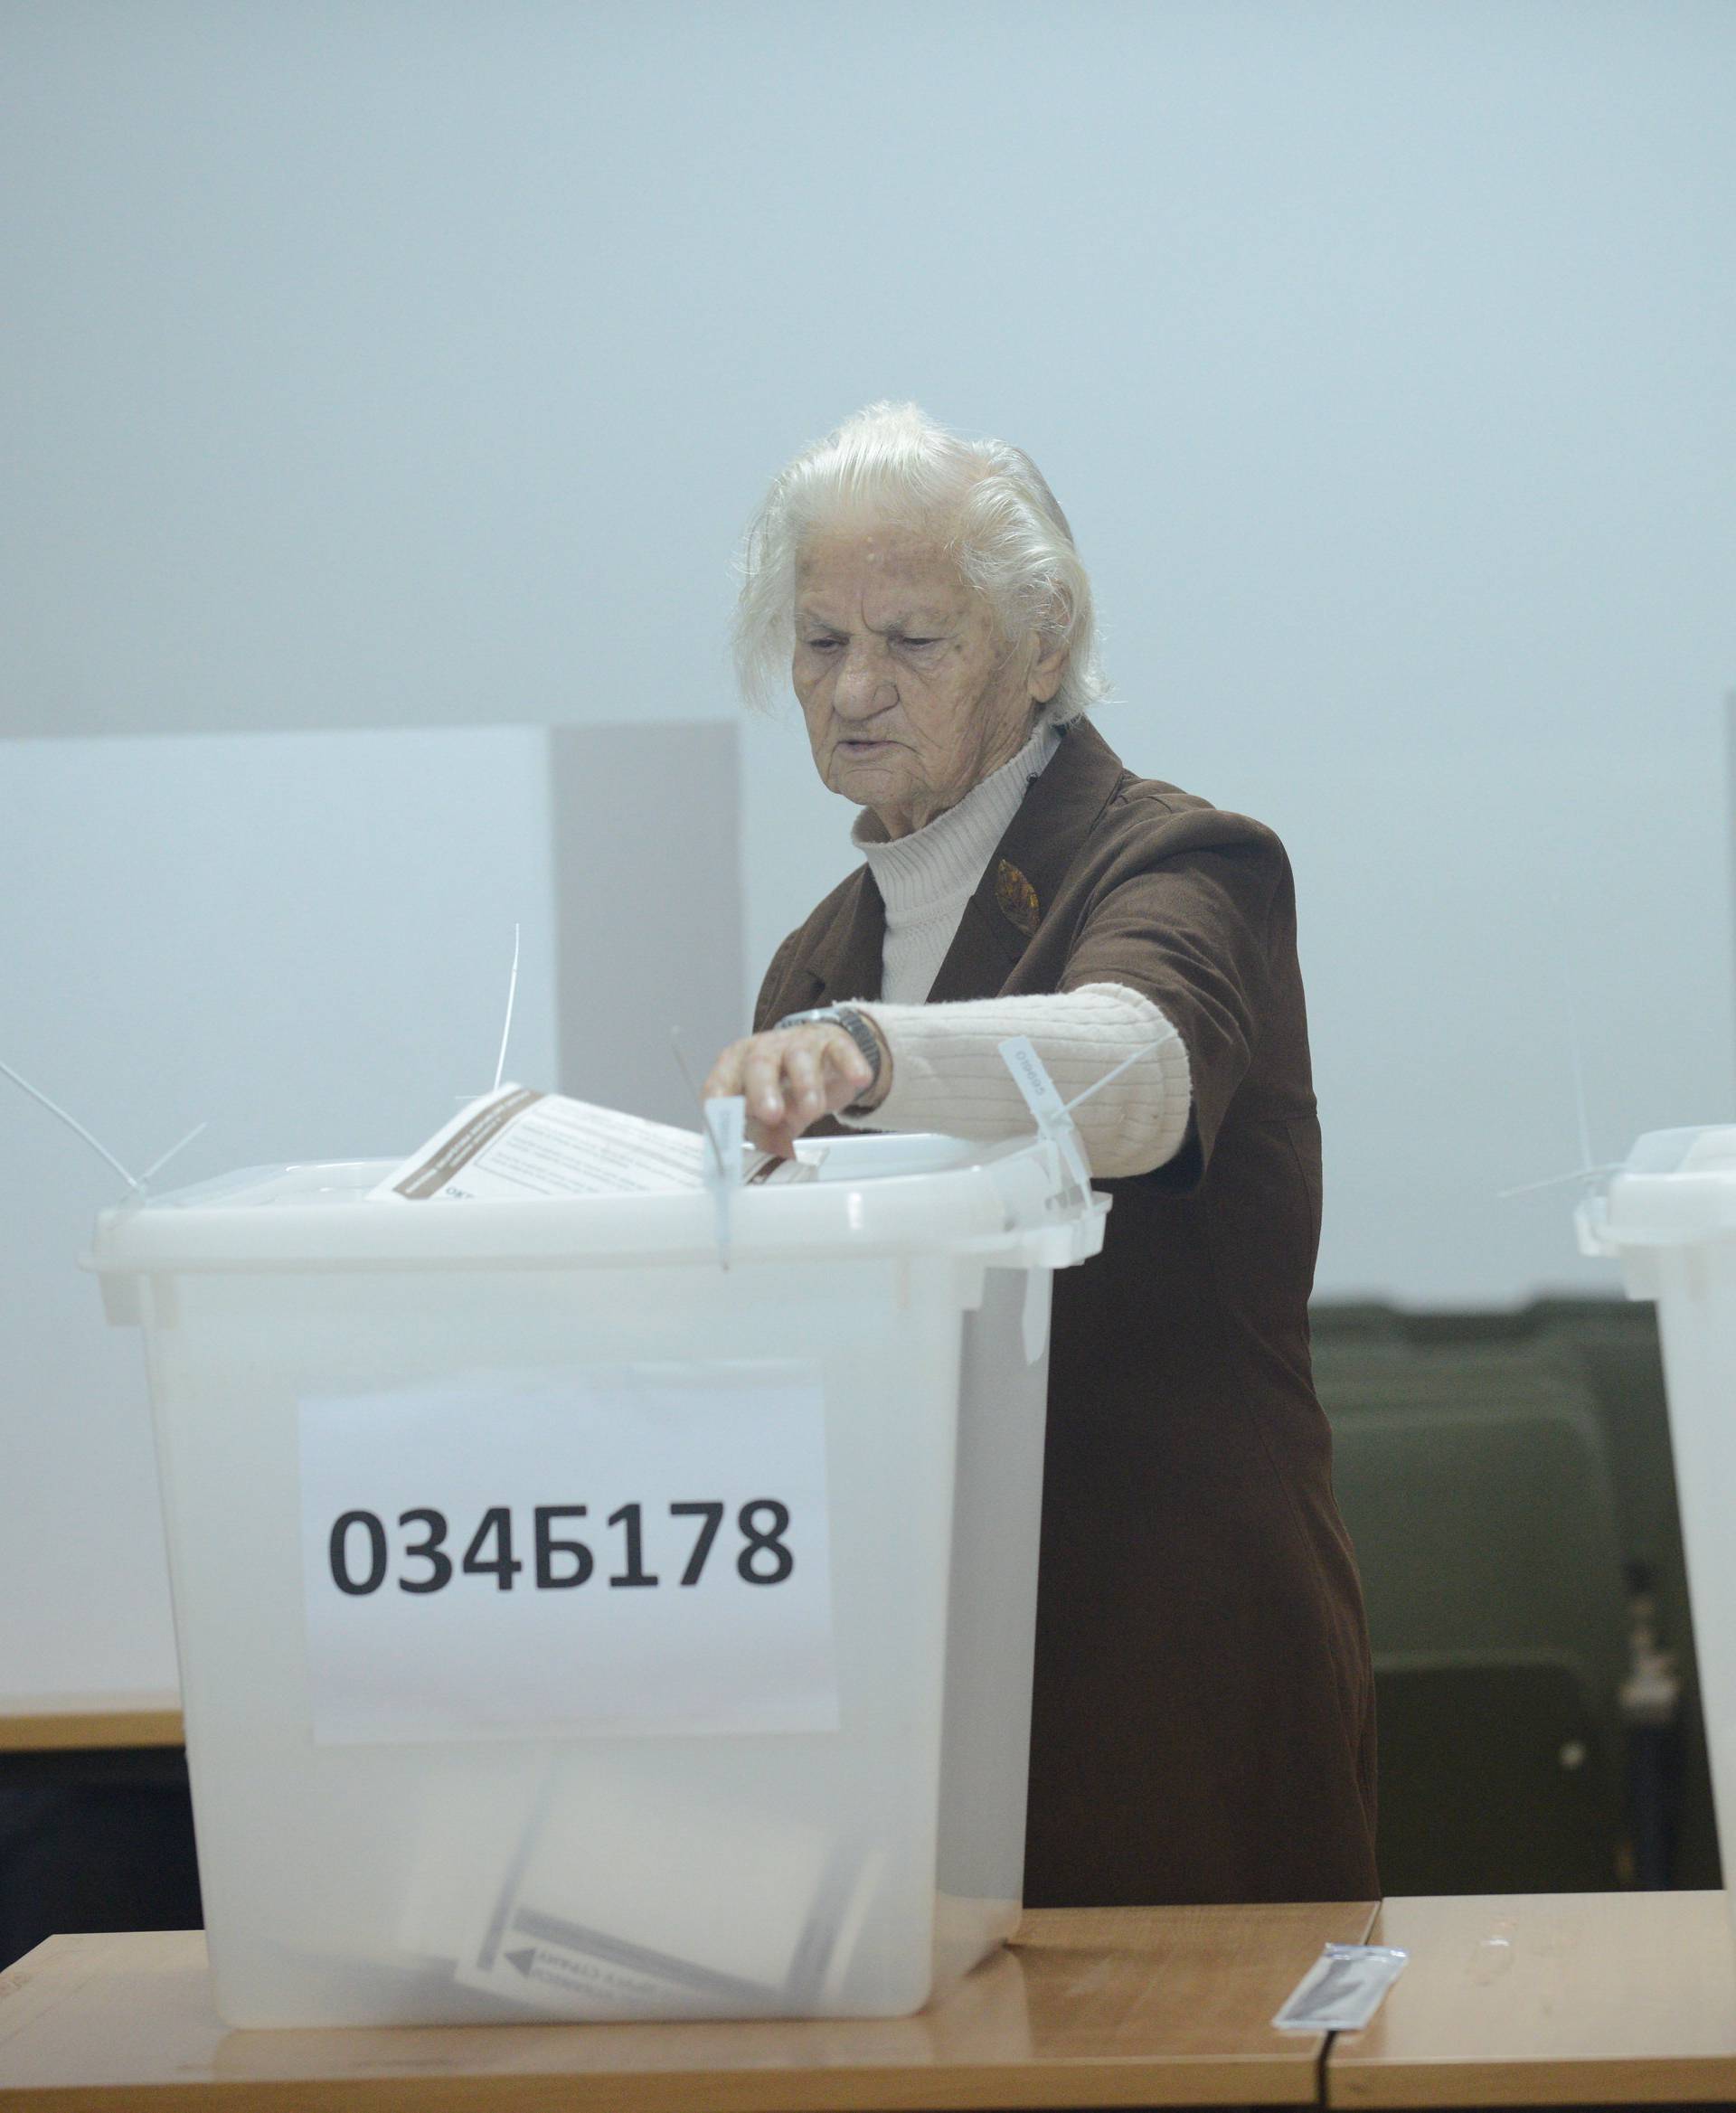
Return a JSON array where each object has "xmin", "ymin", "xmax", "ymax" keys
[
  {"xmin": 1327, "ymin": 2050, "xmax": 1736, "ymax": 2109},
  {"xmin": 0, "ymin": 1708, "xmax": 184, "ymax": 1754}
]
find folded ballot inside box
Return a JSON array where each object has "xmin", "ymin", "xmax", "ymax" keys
[{"xmin": 400, "ymin": 1754, "xmax": 881, "ymax": 2018}]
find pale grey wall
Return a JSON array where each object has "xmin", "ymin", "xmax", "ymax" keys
[
  {"xmin": 0, "ymin": 727, "xmax": 565, "ymax": 1694},
  {"xmin": 551, "ymin": 722, "xmax": 744, "ymax": 1124},
  {"xmin": 5, "ymin": 1, "xmax": 1734, "ymax": 1307}
]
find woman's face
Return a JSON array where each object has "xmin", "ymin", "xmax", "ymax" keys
[{"xmin": 793, "ymin": 523, "xmax": 1065, "ymax": 839}]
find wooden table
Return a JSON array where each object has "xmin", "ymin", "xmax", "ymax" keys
[
  {"xmin": 1327, "ymin": 1891, "xmax": 1736, "ymax": 2107},
  {"xmin": 0, "ymin": 1695, "xmax": 183, "ymax": 1755},
  {"xmin": 0, "ymin": 1901, "xmax": 1375, "ymax": 2111},
  {"xmin": 11, "ymin": 1893, "xmax": 1734, "ymax": 2109}
]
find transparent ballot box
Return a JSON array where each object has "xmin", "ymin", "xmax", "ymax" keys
[
  {"xmin": 1580, "ymin": 1126, "xmax": 1736, "ymax": 1946},
  {"xmin": 88, "ymin": 1133, "xmax": 1106, "ymax": 2027}
]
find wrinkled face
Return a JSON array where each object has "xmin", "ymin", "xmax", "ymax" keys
[{"xmin": 792, "ymin": 522, "xmax": 1063, "ymax": 839}]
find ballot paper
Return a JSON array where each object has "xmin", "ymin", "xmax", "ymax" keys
[
  {"xmin": 369, "ymin": 1085, "xmax": 815, "ymax": 1202},
  {"xmin": 401, "ymin": 1759, "xmax": 882, "ymax": 2019}
]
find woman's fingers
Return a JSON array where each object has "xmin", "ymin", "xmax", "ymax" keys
[
  {"xmin": 699, "ymin": 1043, "xmax": 745, "ymax": 1101},
  {"xmin": 702, "ymin": 1026, "xmax": 875, "ymax": 1157},
  {"xmin": 820, "ymin": 1033, "xmax": 875, "ymax": 1108},
  {"xmin": 741, "ymin": 1039, "xmax": 792, "ymax": 1128}
]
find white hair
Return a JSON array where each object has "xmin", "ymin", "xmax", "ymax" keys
[{"xmin": 732, "ymin": 401, "xmax": 1108, "ymax": 723}]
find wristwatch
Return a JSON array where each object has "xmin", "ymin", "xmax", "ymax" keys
[{"xmin": 772, "ymin": 1005, "xmax": 883, "ymax": 1104}]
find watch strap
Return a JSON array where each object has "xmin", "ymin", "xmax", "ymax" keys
[{"xmin": 772, "ymin": 1005, "xmax": 882, "ymax": 1092}]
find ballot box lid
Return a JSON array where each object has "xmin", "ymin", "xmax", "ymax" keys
[
  {"xmin": 1577, "ymin": 1125, "xmax": 1736, "ymax": 1255},
  {"xmin": 85, "ymin": 1132, "xmax": 1109, "ymax": 1278}
]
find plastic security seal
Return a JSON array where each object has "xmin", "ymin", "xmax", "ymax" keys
[
  {"xmin": 996, "ymin": 1036, "xmax": 1096, "ymax": 1363},
  {"xmin": 997, "ymin": 1036, "xmax": 1093, "ymax": 1204},
  {"xmin": 1271, "ymin": 1942, "xmax": 1408, "ymax": 2032},
  {"xmin": 701, "ymin": 1094, "xmax": 747, "ymax": 1270}
]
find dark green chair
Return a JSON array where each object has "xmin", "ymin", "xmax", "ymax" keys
[
  {"xmin": 1316, "ymin": 1344, "xmax": 1629, "ymax": 1891},
  {"xmin": 1371, "ymin": 1655, "xmax": 1618, "ymax": 1894},
  {"xmin": 1312, "ymin": 1298, "xmax": 1719, "ymax": 1888}
]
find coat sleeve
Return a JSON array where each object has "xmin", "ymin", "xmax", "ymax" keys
[
  {"xmin": 1056, "ymin": 816, "xmax": 1288, "ymax": 1192},
  {"xmin": 750, "ymin": 928, "xmax": 806, "ymax": 1035}
]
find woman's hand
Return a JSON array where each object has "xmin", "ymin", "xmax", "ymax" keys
[{"xmin": 703, "ymin": 1020, "xmax": 890, "ymax": 1160}]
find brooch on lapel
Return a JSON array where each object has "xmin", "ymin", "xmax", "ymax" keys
[{"xmin": 995, "ymin": 859, "xmax": 1041, "ymax": 939}]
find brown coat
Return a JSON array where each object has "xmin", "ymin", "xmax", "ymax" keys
[{"xmin": 755, "ymin": 717, "xmax": 1379, "ymax": 1907}]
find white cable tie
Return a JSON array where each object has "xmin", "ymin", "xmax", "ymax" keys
[
  {"xmin": 1, "ymin": 1056, "xmax": 137, "ymax": 1188},
  {"xmin": 1060, "ymin": 1041, "xmax": 1150, "ymax": 1115},
  {"xmin": 997, "ymin": 1037, "xmax": 1092, "ymax": 1196},
  {"xmin": 136, "ymin": 1120, "xmax": 210, "ymax": 1191},
  {"xmin": 492, "ymin": 923, "xmax": 522, "ymax": 1095},
  {"xmin": 1496, "ymin": 1161, "xmax": 1624, "ymax": 1201},
  {"xmin": 1543, "ymin": 884, "xmax": 1602, "ymax": 1199},
  {"xmin": 667, "ymin": 1030, "xmax": 721, "ymax": 1170}
]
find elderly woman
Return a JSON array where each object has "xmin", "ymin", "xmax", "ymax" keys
[{"xmin": 704, "ymin": 403, "xmax": 1377, "ymax": 1907}]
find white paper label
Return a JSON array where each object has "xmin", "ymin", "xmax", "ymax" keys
[{"xmin": 298, "ymin": 1362, "xmax": 837, "ymax": 1744}]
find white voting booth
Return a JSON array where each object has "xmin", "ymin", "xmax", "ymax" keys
[{"xmin": 88, "ymin": 1115, "xmax": 1106, "ymax": 2026}]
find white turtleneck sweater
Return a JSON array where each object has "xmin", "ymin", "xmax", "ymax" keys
[{"xmin": 839, "ymin": 722, "xmax": 1193, "ymax": 1179}]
